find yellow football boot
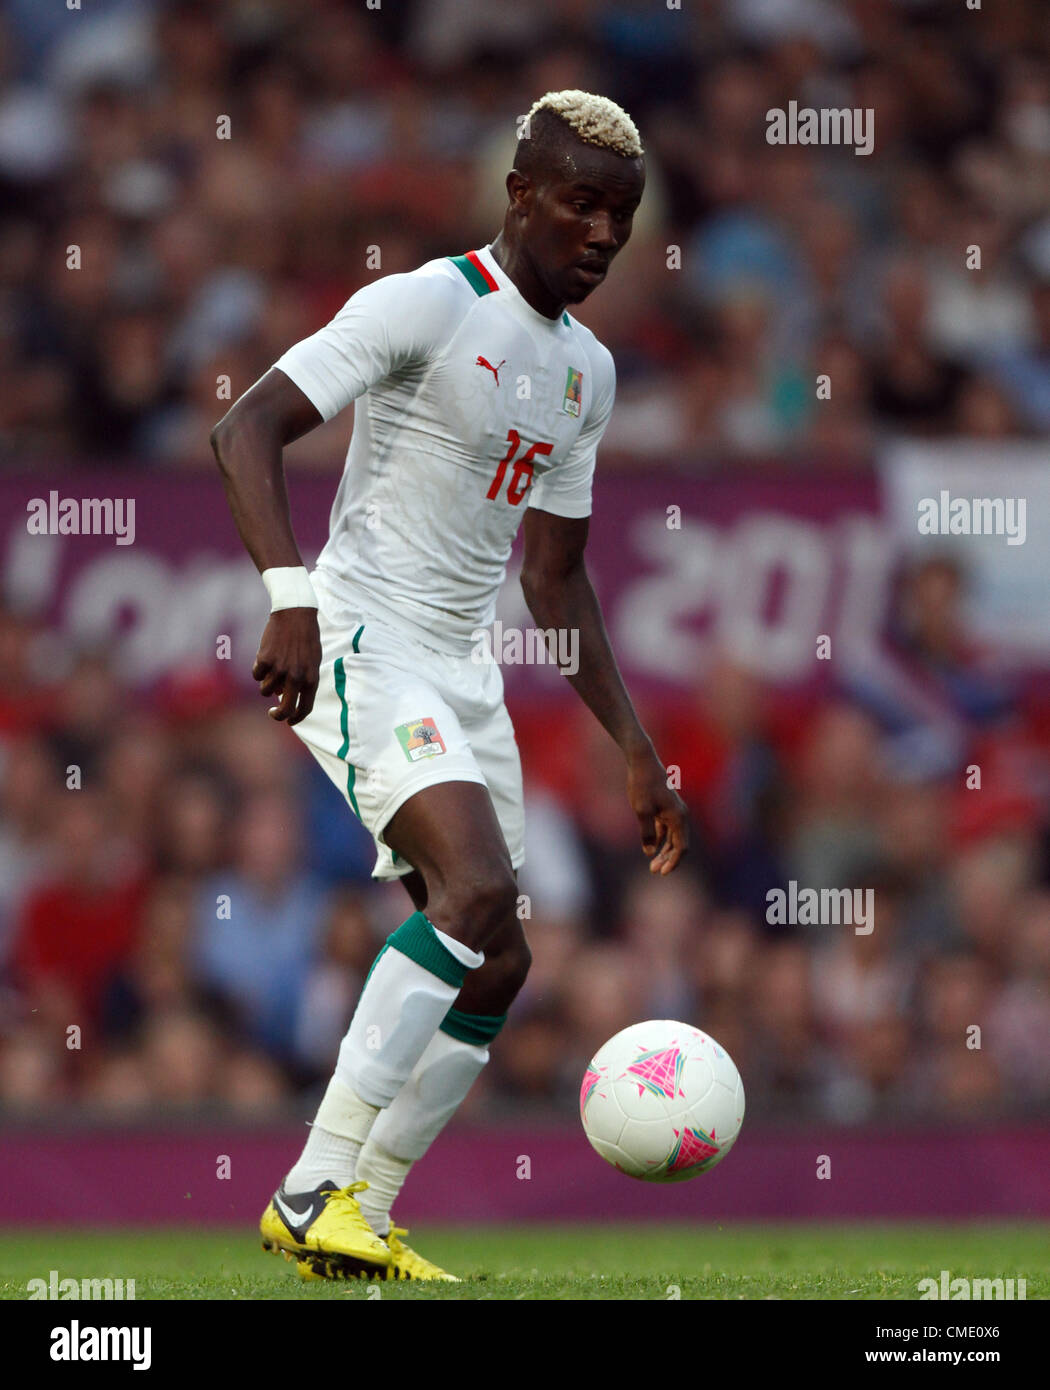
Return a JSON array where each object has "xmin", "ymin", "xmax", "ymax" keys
[
  {"xmin": 260, "ymin": 1180, "xmax": 392, "ymax": 1279},
  {"xmin": 383, "ymin": 1225, "xmax": 460, "ymax": 1282}
]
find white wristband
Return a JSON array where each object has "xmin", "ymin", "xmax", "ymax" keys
[{"xmin": 261, "ymin": 566, "xmax": 318, "ymax": 612}]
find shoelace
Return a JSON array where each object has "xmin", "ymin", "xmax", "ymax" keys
[
  {"xmin": 325, "ymin": 1181, "xmax": 377, "ymax": 1228},
  {"xmin": 386, "ymin": 1226, "xmax": 422, "ymax": 1280}
]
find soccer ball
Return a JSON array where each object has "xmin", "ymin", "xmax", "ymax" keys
[{"xmin": 579, "ymin": 1020, "xmax": 745, "ymax": 1182}]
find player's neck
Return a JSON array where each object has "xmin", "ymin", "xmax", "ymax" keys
[{"xmin": 487, "ymin": 235, "xmax": 565, "ymax": 322}]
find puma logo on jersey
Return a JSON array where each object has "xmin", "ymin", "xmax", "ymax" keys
[{"xmin": 476, "ymin": 355, "xmax": 506, "ymax": 386}]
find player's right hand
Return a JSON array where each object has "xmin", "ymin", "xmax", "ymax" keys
[
  {"xmin": 626, "ymin": 748, "xmax": 689, "ymax": 876},
  {"xmin": 252, "ymin": 609, "xmax": 322, "ymax": 725}
]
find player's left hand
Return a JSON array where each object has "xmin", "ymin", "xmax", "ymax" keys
[{"xmin": 626, "ymin": 749, "xmax": 688, "ymax": 875}]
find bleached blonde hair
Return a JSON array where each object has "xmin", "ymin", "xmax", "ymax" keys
[{"xmin": 521, "ymin": 90, "xmax": 644, "ymax": 159}]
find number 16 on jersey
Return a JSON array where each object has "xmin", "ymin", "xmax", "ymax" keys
[{"xmin": 486, "ymin": 429, "xmax": 553, "ymax": 505}]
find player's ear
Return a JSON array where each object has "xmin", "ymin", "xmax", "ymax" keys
[{"xmin": 506, "ymin": 169, "xmax": 533, "ymax": 215}]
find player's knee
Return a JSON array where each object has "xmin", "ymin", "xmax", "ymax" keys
[
  {"xmin": 503, "ymin": 932, "xmax": 532, "ymax": 995},
  {"xmin": 430, "ymin": 870, "xmax": 518, "ymax": 952},
  {"xmin": 458, "ymin": 925, "xmax": 531, "ymax": 1015}
]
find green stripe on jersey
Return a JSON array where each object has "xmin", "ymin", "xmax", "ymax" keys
[
  {"xmin": 333, "ymin": 656, "xmax": 361, "ymax": 818},
  {"xmin": 448, "ymin": 253, "xmax": 496, "ymax": 297},
  {"xmin": 450, "ymin": 253, "xmax": 570, "ymax": 325}
]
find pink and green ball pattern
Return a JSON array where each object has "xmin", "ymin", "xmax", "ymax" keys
[{"xmin": 579, "ymin": 1020, "xmax": 745, "ymax": 1183}]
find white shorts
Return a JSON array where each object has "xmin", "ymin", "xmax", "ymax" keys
[{"xmin": 293, "ymin": 574, "xmax": 525, "ymax": 881}]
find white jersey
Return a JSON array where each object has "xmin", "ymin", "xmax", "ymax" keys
[{"xmin": 273, "ymin": 243, "xmax": 616, "ymax": 654}]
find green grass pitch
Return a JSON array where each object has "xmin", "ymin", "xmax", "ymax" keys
[{"xmin": 1, "ymin": 1224, "xmax": 1047, "ymax": 1300}]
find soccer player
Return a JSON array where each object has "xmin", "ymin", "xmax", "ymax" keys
[{"xmin": 211, "ymin": 90, "xmax": 688, "ymax": 1281}]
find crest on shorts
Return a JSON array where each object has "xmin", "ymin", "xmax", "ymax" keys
[
  {"xmin": 563, "ymin": 366, "xmax": 583, "ymax": 416},
  {"xmin": 395, "ymin": 717, "xmax": 447, "ymax": 761}
]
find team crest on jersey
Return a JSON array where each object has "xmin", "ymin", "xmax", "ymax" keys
[
  {"xmin": 562, "ymin": 366, "xmax": 583, "ymax": 416},
  {"xmin": 395, "ymin": 717, "xmax": 447, "ymax": 761}
]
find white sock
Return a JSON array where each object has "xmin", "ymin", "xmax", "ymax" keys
[
  {"xmin": 432, "ymin": 926, "xmax": 484, "ymax": 971},
  {"xmin": 355, "ymin": 1144, "xmax": 413, "ymax": 1238},
  {"xmin": 357, "ymin": 1029, "xmax": 490, "ymax": 1231},
  {"xmin": 284, "ymin": 1075, "xmax": 379, "ymax": 1192},
  {"xmin": 336, "ymin": 920, "xmax": 483, "ymax": 1108}
]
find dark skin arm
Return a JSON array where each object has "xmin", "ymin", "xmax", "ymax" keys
[
  {"xmin": 520, "ymin": 508, "xmax": 688, "ymax": 874},
  {"xmin": 209, "ymin": 368, "xmax": 325, "ymax": 725}
]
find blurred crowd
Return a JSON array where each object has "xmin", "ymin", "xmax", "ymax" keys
[
  {"xmin": 2, "ymin": 539, "xmax": 1050, "ymax": 1125},
  {"xmin": 2, "ymin": 0, "xmax": 1050, "ymax": 1128},
  {"xmin": 2, "ymin": 0, "xmax": 1050, "ymax": 467}
]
